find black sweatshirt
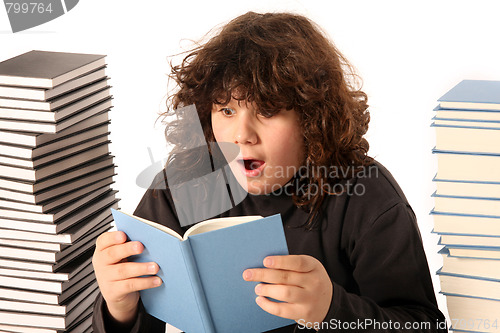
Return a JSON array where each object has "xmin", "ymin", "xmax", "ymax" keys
[{"xmin": 92, "ymin": 160, "xmax": 448, "ymax": 332}]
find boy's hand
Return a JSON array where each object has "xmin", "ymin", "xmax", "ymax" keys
[
  {"xmin": 242, "ymin": 255, "xmax": 332, "ymax": 326},
  {"xmin": 92, "ymin": 231, "xmax": 162, "ymax": 325}
]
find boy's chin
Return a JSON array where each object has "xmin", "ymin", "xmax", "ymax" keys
[{"xmin": 245, "ymin": 179, "xmax": 289, "ymax": 196}]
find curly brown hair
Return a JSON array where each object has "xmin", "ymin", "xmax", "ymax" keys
[{"xmin": 164, "ymin": 11, "xmax": 373, "ymax": 229}]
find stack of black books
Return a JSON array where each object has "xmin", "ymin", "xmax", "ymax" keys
[{"xmin": 0, "ymin": 50, "xmax": 119, "ymax": 332}]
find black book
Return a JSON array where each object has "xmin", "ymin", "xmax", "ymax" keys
[
  {"xmin": 0, "ymin": 51, "xmax": 105, "ymax": 88},
  {"xmin": 0, "ymin": 122, "xmax": 109, "ymax": 160},
  {"xmin": 0, "ymin": 155, "xmax": 114, "ymax": 193},
  {"xmin": 0, "ymin": 67, "xmax": 106, "ymax": 101},
  {"xmin": 0, "ymin": 78, "xmax": 109, "ymax": 111},
  {"xmin": 0, "ymin": 142, "xmax": 110, "ymax": 182},
  {"xmin": 0, "ymin": 110, "xmax": 109, "ymax": 147},
  {"xmin": 0, "ymin": 97, "xmax": 112, "ymax": 133},
  {"xmin": 0, "ymin": 166, "xmax": 114, "ymax": 204},
  {"xmin": 0, "ymin": 212, "xmax": 113, "ymax": 245}
]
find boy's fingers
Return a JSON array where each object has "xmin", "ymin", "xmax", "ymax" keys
[
  {"xmin": 243, "ymin": 268, "xmax": 305, "ymax": 287},
  {"xmin": 255, "ymin": 283, "xmax": 305, "ymax": 303},
  {"xmin": 263, "ymin": 255, "xmax": 317, "ymax": 273},
  {"xmin": 101, "ymin": 241, "xmax": 144, "ymax": 266},
  {"xmin": 95, "ymin": 231, "xmax": 127, "ymax": 251},
  {"xmin": 109, "ymin": 262, "xmax": 159, "ymax": 281},
  {"xmin": 255, "ymin": 296, "xmax": 298, "ymax": 320},
  {"xmin": 114, "ymin": 276, "xmax": 163, "ymax": 295}
]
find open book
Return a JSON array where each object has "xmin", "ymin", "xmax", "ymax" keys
[{"xmin": 111, "ymin": 209, "xmax": 294, "ymax": 333}]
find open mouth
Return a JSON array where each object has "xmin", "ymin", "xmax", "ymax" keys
[
  {"xmin": 243, "ymin": 159, "xmax": 265, "ymax": 171},
  {"xmin": 237, "ymin": 158, "xmax": 265, "ymax": 177}
]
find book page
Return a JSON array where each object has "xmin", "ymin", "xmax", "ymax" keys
[
  {"xmin": 183, "ymin": 216, "xmax": 262, "ymax": 240},
  {"xmin": 120, "ymin": 211, "xmax": 183, "ymax": 241}
]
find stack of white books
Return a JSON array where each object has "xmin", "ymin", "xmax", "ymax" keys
[
  {"xmin": 432, "ymin": 80, "xmax": 500, "ymax": 333},
  {"xmin": 0, "ymin": 50, "xmax": 119, "ymax": 332}
]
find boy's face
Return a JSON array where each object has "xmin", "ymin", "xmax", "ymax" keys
[{"xmin": 211, "ymin": 99, "xmax": 304, "ymax": 195}]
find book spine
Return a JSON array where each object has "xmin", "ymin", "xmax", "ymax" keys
[{"xmin": 179, "ymin": 241, "xmax": 215, "ymax": 333}]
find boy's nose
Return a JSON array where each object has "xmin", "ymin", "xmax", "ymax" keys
[{"xmin": 234, "ymin": 117, "xmax": 257, "ymax": 145}]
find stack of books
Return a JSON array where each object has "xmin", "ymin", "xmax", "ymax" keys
[
  {"xmin": 431, "ymin": 80, "xmax": 500, "ymax": 333},
  {"xmin": 0, "ymin": 51, "xmax": 119, "ymax": 332}
]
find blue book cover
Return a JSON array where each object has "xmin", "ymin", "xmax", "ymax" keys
[
  {"xmin": 111, "ymin": 209, "xmax": 294, "ymax": 333},
  {"xmin": 433, "ymin": 105, "xmax": 500, "ymax": 113},
  {"xmin": 438, "ymin": 80, "xmax": 500, "ymax": 110},
  {"xmin": 432, "ymin": 147, "xmax": 500, "ymax": 157}
]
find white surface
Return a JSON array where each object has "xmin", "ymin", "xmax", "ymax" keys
[{"xmin": 2, "ymin": 1, "xmax": 500, "ymax": 328}]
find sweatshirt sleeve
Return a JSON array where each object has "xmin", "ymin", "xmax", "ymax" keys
[
  {"xmin": 316, "ymin": 203, "xmax": 447, "ymax": 332},
  {"xmin": 92, "ymin": 292, "xmax": 166, "ymax": 333}
]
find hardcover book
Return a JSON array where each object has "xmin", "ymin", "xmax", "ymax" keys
[
  {"xmin": 434, "ymin": 105, "xmax": 500, "ymax": 122},
  {"xmin": 0, "ymin": 110, "xmax": 109, "ymax": 147},
  {"xmin": 433, "ymin": 148, "xmax": 500, "ymax": 183},
  {"xmin": 112, "ymin": 209, "xmax": 295, "ymax": 333},
  {"xmin": 0, "ymin": 51, "xmax": 106, "ymax": 88},
  {"xmin": 438, "ymin": 79, "xmax": 500, "ymax": 110},
  {"xmin": 432, "ymin": 210, "xmax": 500, "ymax": 236},
  {"xmin": 432, "ymin": 122, "xmax": 500, "ymax": 154},
  {"xmin": 0, "ymin": 67, "xmax": 106, "ymax": 100}
]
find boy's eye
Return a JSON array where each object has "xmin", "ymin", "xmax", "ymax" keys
[{"xmin": 220, "ymin": 107, "xmax": 236, "ymax": 116}]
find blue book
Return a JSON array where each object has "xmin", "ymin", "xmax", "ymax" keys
[
  {"xmin": 111, "ymin": 209, "xmax": 294, "ymax": 333},
  {"xmin": 433, "ymin": 105, "xmax": 500, "ymax": 123},
  {"xmin": 438, "ymin": 79, "xmax": 500, "ymax": 110}
]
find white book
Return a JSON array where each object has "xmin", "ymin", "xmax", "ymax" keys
[
  {"xmin": 0, "ymin": 67, "xmax": 106, "ymax": 101},
  {"xmin": 446, "ymin": 295, "xmax": 500, "ymax": 333},
  {"xmin": 432, "ymin": 210, "xmax": 500, "ymax": 236},
  {"xmin": 434, "ymin": 149, "xmax": 500, "ymax": 183},
  {"xmin": 433, "ymin": 192, "xmax": 500, "ymax": 217},
  {"xmin": 438, "ymin": 80, "xmax": 500, "ymax": 111},
  {"xmin": 0, "ymin": 155, "xmax": 113, "ymax": 193},
  {"xmin": 439, "ymin": 271, "xmax": 500, "ymax": 301},
  {"xmin": 433, "ymin": 117, "xmax": 500, "ymax": 128},
  {"xmin": 433, "ymin": 177, "xmax": 500, "ymax": 199},
  {"xmin": 433, "ymin": 123, "xmax": 500, "ymax": 154},
  {"xmin": 0, "ymin": 98, "xmax": 111, "ymax": 134},
  {"xmin": 447, "ymin": 246, "xmax": 500, "ymax": 260},
  {"xmin": 434, "ymin": 106, "xmax": 500, "ymax": 122},
  {"xmin": 441, "ymin": 248, "xmax": 500, "ymax": 280},
  {"xmin": 0, "ymin": 80, "xmax": 108, "ymax": 111},
  {"xmin": 440, "ymin": 234, "xmax": 500, "ymax": 247},
  {"xmin": 0, "ymin": 110, "xmax": 108, "ymax": 147}
]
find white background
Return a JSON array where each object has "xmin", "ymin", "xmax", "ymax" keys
[{"xmin": 2, "ymin": 0, "xmax": 500, "ymax": 327}]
